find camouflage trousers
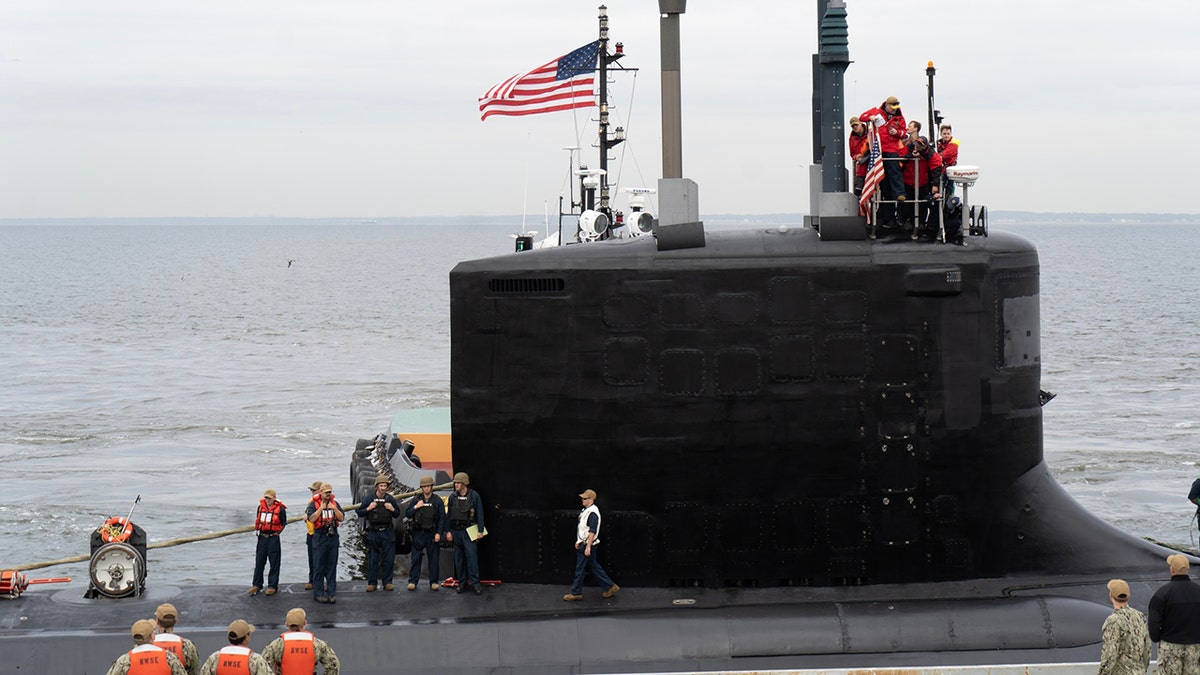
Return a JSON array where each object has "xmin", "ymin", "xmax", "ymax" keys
[{"xmin": 1157, "ymin": 641, "xmax": 1200, "ymax": 675}]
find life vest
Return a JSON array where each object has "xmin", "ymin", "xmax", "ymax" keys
[
  {"xmin": 411, "ymin": 493, "xmax": 439, "ymax": 530},
  {"xmin": 448, "ymin": 490, "xmax": 475, "ymax": 528},
  {"xmin": 576, "ymin": 504, "xmax": 601, "ymax": 546},
  {"xmin": 255, "ymin": 499, "xmax": 285, "ymax": 535},
  {"xmin": 279, "ymin": 631, "xmax": 317, "ymax": 675},
  {"xmin": 214, "ymin": 645, "xmax": 252, "ymax": 675},
  {"xmin": 306, "ymin": 494, "xmax": 320, "ymax": 535},
  {"xmin": 152, "ymin": 633, "xmax": 187, "ymax": 670},
  {"xmin": 126, "ymin": 644, "xmax": 172, "ymax": 675},
  {"xmin": 311, "ymin": 501, "xmax": 340, "ymax": 531}
]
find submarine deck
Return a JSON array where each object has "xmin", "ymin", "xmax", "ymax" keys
[{"xmin": 0, "ymin": 572, "xmax": 1169, "ymax": 674}]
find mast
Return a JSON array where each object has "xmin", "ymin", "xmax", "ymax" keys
[
  {"xmin": 926, "ymin": 60, "xmax": 937, "ymax": 143},
  {"xmin": 598, "ymin": 5, "xmax": 624, "ymax": 219}
]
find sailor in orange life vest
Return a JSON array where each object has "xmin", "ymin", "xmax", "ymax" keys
[
  {"xmin": 260, "ymin": 608, "xmax": 340, "ymax": 675},
  {"xmin": 305, "ymin": 482, "xmax": 344, "ymax": 603},
  {"xmin": 249, "ymin": 488, "xmax": 286, "ymax": 596},
  {"xmin": 103, "ymin": 619, "xmax": 187, "ymax": 675},
  {"xmin": 152, "ymin": 603, "xmax": 200, "ymax": 675},
  {"xmin": 198, "ymin": 620, "xmax": 270, "ymax": 675},
  {"xmin": 305, "ymin": 480, "xmax": 322, "ymax": 591},
  {"xmin": 354, "ymin": 475, "xmax": 401, "ymax": 591}
]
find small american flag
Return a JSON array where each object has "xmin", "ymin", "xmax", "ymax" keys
[
  {"xmin": 478, "ymin": 41, "xmax": 600, "ymax": 121},
  {"xmin": 858, "ymin": 126, "xmax": 884, "ymax": 217}
]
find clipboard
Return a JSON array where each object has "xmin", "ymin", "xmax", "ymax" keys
[{"xmin": 466, "ymin": 524, "xmax": 488, "ymax": 541}]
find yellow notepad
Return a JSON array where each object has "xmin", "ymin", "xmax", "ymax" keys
[{"xmin": 466, "ymin": 524, "xmax": 488, "ymax": 541}]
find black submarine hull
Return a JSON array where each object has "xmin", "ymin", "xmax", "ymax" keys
[{"xmin": 449, "ymin": 227, "xmax": 1170, "ymax": 589}]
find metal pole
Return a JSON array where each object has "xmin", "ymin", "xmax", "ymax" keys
[{"xmin": 926, "ymin": 61, "xmax": 936, "ymax": 149}]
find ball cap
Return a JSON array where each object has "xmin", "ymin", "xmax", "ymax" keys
[
  {"xmin": 319, "ymin": 482, "xmax": 333, "ymax": 493},
  {"xmin": 227, "ymin": 619, "xmax": 255, "ymax": 640},
  {"xmin": 131, "ymin": 619, "xmax": 156, "ymax": 643},
  {"xmin": 308, "ymin": 480, "xmax": 323, "ymax": 491},
  {"xmin": 285, "ymin": 608, "xmax": 307, "ymax": 629},
  {"xmin": 154, "ymin": 603, "xmax": 178, "ymax": 624},
  {"xmin": 1169, "ymin": 553, "xmax": 1191, "ymax": 574},
  {"xmin": 419, "ymin": 475, "xmax": 434, "ymax": 487},
  {"xmin": 263, "ymin": 488, "xmax": 276, "ymax": 499},
  {"xmin": 1107, "ymin": 579, "xmax": 1130, "ymax": 601},
  {"xmin": 579, "ymin": 489, "xmax": 597, "ymax": 500}
]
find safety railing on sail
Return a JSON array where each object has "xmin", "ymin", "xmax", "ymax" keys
[{"xmin": 863, "ymin": 155, "xmax": 987, "ymax": 244}]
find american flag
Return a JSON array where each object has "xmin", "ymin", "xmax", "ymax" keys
[
  {"xmin": 858, "ymin": 126, "xmax": 884, "ymax": 216},
  {"xmin": 478, "ymin": 41, "xmax": 600, "ymax": 121}
]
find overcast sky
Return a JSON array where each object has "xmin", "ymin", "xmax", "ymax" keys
[{"xmin": 1, "ymin": 0, "xmax": 1197, "ymax": 219}]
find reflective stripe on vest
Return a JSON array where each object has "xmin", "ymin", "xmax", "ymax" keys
[
  {"xmin": 215, "ymin": 645, "xmax": 252, "ymax": 675},
  {"xmin": 127, "ymin": 644, "xmax": 172, "ymax": 675},
  {"xmin": 153, "ymin": 633, "xmax": 186, "ymax": 669},
  {"xmin": 280, "ymin": 631, "xmax": 317, "ymax": 675}
]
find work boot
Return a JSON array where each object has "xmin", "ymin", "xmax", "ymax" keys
[
  {"xmin": 473, "ymin": 585, "xmax": 482, "ymax": 596},
  {"xmin": 384, "ymin": 584, "xmax": 394, "ymax": 591},
  {"xmin": 248, "ymin": 586, "xmax": 260, "ymax": 596},
  {"xmin": 327, "ymin": 596, "xmax": 336, "ymax": 604},
  {"xmin": 264, "ymin": 587, "xmax": 277, "ymax": 596},
  {"xmin": 407, "ymin": 583, "xmax": 417, "ymax": 591},
  {"xmin": 602, "ymin": 584, "xmax": 620, "ymax": 598},
  {"xmin": 430, "ymin": 583, "xmax": 440, "ymax": 591},
  {"xmin": 563, "ymin": 593, "xmax": 583, "ymax": 601},
  {"xmin": 365, "ymin": 585, "xmax": 376, "ymax": 592}
]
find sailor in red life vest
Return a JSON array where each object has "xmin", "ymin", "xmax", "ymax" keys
[
  {"xmin": 859, "ymin": 96, "xmax": 908, "ymax": 224},
  {"xmin": 847, "ymin": 117, "xmax": 869, "ymax": 196},
  {"xmin": 937, "ymin": 123, "xmax": 960, "ymax": 197},
  {"xmin": 260, "ymin": 608, "xmax": 340, "ymax": 675},
  {"xmin": 104, "ymin": 619, "xmax": 187, "ymax": 675},
  {"xmin": 305, "ymin": 480, "xmax": 322, "ymax": 591},
  {"xmin": 305, "ymin": 482, "xmax": 344, "ymax": 603},
  {"xmin": 152, "ymin": 603, "xmax": 199, "ymax": 675},
  {"xmin": 198, "ymin": 620, "xmax": 270, "ymax": 675},
  {"xmin": 249, "ymin": 488, "xmax": 287, "ymax": 596},
  {"xmin": 900, "ymin": 135, "xmax": 944, "ymax": 234}
]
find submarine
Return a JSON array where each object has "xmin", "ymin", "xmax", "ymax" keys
[{"xmin": 0, "ymin": 2, "xmax": 1184, "ymax": 674}]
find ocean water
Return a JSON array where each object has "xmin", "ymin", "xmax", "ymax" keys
[{"xmin": 1, "ymin": 219, "xmax": 1197, "ymax": 589}]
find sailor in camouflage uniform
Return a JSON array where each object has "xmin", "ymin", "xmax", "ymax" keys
[
  {"xmin": 1149, "ymin": 554, "xmax": 1200, "ymax": 675},
  {"xmin": 1099, "ymin": 579, "xmax": 1151, "ymax": 675}
]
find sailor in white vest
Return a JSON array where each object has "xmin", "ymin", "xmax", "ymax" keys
[{"xmin": 563, "ymin": 489, "xmax": 620, "ymax": 601}]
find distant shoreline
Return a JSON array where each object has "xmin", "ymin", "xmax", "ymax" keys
[{"xmin": 2, "ymin": 212, "xmax": 1198, "ymax": 227}]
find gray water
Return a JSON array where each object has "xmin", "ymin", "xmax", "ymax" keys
[{"xmin": 1, "ymin": 219, "xmax": 1197, "ymax": 589}]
